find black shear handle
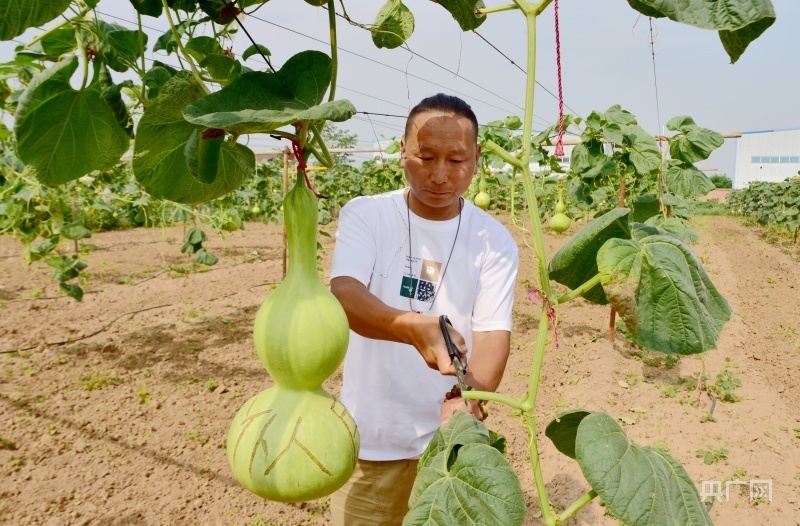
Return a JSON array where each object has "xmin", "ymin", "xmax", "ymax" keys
[{"xmin": 438, "ymin": 315, "xmax": 468, "ymax": 372}]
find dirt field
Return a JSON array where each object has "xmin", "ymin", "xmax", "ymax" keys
[{"xmin": 1, "ymin": 213, "xmax": 799, "ymax": 526}]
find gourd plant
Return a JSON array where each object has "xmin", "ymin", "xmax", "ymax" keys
[
  {"xmin": 367, "ymin": 1, "xmax": 774, "ymax": 525},
  {"xmin": 562, "ymin": 105, "xmax": 725, "ymax": 244}
]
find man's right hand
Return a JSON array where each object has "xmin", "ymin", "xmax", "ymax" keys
[
  {"xmin": 406, "ymin": 314, "xmax": 467, "ymax": 376},
  {"xmin": 330, "ymin": 277, "xmax": 467, "ymax": 377}
]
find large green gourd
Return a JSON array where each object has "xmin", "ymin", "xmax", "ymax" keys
[{"xmin": 227, "ymin": 177, "xmax": 359, "ymax": 502}]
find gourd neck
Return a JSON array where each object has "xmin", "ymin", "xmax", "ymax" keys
[{"xmin": 285, "ymin": 178, "xmax": 319, "ymax": 278}]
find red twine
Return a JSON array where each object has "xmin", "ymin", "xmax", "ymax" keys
[
  {"xmin": 528, "ymin": 288, "xmax": 559, "ymax": 349},
  {"xmin": 553, "ymin": 0, "xmax": 565, "ymax": 158}
]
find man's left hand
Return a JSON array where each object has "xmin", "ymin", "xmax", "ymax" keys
[{"xmin": 440, "ymin": 396, "xmax": 485, "ymax": 425}]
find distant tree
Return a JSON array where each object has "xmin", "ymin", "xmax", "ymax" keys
[
  {"xmin": 321, "ymin": 124, "xmax": 358, "ymax": 166},
  {"xmin": 710, "ymin": 174, "xmax": 732, "ymax": 188}
]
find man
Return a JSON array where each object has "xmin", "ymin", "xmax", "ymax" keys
[{"xmin": 329, "ymin": 94, "xmax": 519, "ymax": 525}]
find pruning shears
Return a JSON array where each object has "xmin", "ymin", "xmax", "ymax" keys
[{"xmin": 439, "ymin": 315, "xmax": 469, "ymax": 408}]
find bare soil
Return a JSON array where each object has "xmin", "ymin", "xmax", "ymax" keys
[{"xmin": 1, "ymin": 214, "xmax": 799, "ymax": 526}]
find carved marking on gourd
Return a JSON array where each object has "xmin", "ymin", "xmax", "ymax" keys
[
  {"xmin": 262, "ymin": 416, "xmax": 333, "ymax": 477},
  {"xmin": 330, "ymin": 399, "xmax": 357, "ymax": 468},
  {"xmin": 249, "ymin": 413, "xmax": 277, "ymax": 478},
  {"xmin": 231, "ymin": 408, "xmax": 273, "ymax": 471}
]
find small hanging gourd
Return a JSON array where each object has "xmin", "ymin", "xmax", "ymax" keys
[
  {"xmin": 549, "ymin": 186, "xmax": 571, "ymax": 233},
  {"xmin": 474, "ymin": 173, "xmax": 491, "ymax": 210},
  {"xmin": 227, "ymin": 174, "xmax": 359, "ymax": 502}
]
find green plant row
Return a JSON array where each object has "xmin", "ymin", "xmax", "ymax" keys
[{"xmin": 728, "ymin": 177, "xmax": 800, "ymax": 242}]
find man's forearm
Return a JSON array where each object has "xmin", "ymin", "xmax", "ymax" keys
[
  {"xmin": 330, "ymin": 276, "xmax": 418, "ymax": 345},
  {"xmin": 465, "ymin": 330, "xmax": 511, "ymax": 392}
]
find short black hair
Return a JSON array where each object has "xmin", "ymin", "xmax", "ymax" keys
[{"xmin": 405, "ymin": 93, "xmax": 478, "ymax": 141}]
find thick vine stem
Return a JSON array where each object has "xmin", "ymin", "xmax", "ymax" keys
[
  {"xmin": 311, "ymin": 124, "xmax": 334, "ymax": 168},
  {"xmin": 476, "ymin": 4, "xmax": 520, "ymax": 15},
  {"xmin": 27, "ymin": 8, "xmax": 90, "ymax": 47},
  {"xmin": 525, "ymin": 412, "xmax": 557, "ymax": 526},
  {"xmin": 505, "ymin": 5, "xmax": 565, "ymax": 523},
  {"xmin": 484, "ymin": 140, "xmax": 523, "ymax": 169},
  {"xmin": 534, "ymin": 0, "xmax": 555, "ymax": 15},
  {"xmin": 75, "ymin": 29, "xmax": 89, "ymax": 91},
  {"xmin": 137, "ymin": 13, "xmax": 146, "ymax": 100},
  {"xmin": 556, "ymin": 490, "xmax": 598, "ymax": 524},
  {"xmin": 327, "ymin": 0, "xmax": 338, "ymax": 102},
  {"xmin": 557, "ymin": 274, "xmax": 602, "ymax": 304},
  {"xmin": 460, "ymin": 390, "xmax": 525, "ymax": 411},
  {"xmin": 162, "ymin": 0, "xmax": 209, "ymax": 95}
]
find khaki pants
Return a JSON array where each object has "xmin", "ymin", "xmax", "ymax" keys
[{"xmin": 330, "ymin": 458, "xmax": 419, "ymax": 526}]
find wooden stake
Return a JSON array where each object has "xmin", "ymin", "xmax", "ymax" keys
[{"xmin": 71, "ymin": 198, "xmax": 79, "ymax": 254}]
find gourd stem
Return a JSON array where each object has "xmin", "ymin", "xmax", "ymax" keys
[
  {"xmin": 524, "ymin": 309, "xmax": 550, "ymax": 412},
  {"xmin": 525, "ymin": 412, "xmax": 557, "ymax": 526},
  {"xmin": 557, "ymin": 274, "xmax": 601, "ymax": 304},
  {"xmin": 511, "ymin": 6, "xmax": 559, "ymax": 522},
  {"xmin": 311, "ymin": 124, "xmax": 334, "ymax": 168},
  {"xmin": 556, "ymin": 490, "xmax": 598, "ymax": 524},
  {"xmin": 484, "ymin": 140, "xmax": 523, "ymax": 169},
  {"xmin": 476, "ymin": 4, "xmax": 520, "ymax": 15},
  {"xmin": 76, "ymin": 26, "xmax": 89, "ymax": 92},
  {"xmin": 162, "ymin": 0, "xmax": 209, "ymax": 95},
  {"xmin": 461, "ymin": 390, "xmax": 525, "ymax": 411},
  {"xmin": 327, "ymin": 0, "xmax": 338, "ymax": 102},
  {"xmin": 26, "ymin": 9, "xmax": 89, "ymax": 47},
  {"xmin": 138, "ymin": 13, "xmax": 146, "ymax": 100}
]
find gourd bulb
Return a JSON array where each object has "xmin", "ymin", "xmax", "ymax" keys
[
  {"xmin": 474, "ymin": 191, "xmax": 491, "ymax": 210},
  {"xmin": 555, "ymin": 198, "xmax": 566, "ymax": 214},
  {"xmin": 227, "ymin": 386, "xmax": 359, "ymax": 502},
  {"xmin": 549, "ymin": 212, "xmax": 571, "ymax": 233}
]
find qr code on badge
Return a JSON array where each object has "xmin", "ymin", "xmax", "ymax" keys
[{"xmin": 416, "ymin": 280, "xmax": 436, "ymax": 303}]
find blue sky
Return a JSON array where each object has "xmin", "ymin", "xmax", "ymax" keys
[{"xmin": 2, "ymin": 1, "xmax": 798, "ymax": 175}]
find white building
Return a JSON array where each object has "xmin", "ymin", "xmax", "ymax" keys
[{"xmin": 733, "ymin": 128, "xmax": 800, "ymax": 189}]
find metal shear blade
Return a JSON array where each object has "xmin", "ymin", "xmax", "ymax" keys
[{"xmin": 439, "ymin": 315, "xmax": 469, "ymax": 407}]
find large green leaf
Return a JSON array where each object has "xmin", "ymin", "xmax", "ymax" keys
[
  {"xmin": 372, "ymin": 0, "xmax": 415, "ymax": 49},
  {"xmin": 627, "ymin": 0, "xmax": 775, "ymax": 63},
  {"xmin": 14, "ymin": 56, "xmax": 130, "ymax": 186},
  {"xmin": 432, "ymin": 0, "xmax": 486, "ymax": 31},
  {"xmin": 665, "ymin": 160, "xmax": 716, "ymax": 198},
  {"xmin": 603, "ymin": 104, "xmax": 637, "ymax": 127},
  {"xmin": 184, "ymin": 50, "xmax": 356, "ymax": 135},
  {"xmin": 199, "ymin": 54, "xmax": 243, "ymax": 85},
  {"xmin": 0, "ymin": 0, "xmax": 72, "ymax": 40},
  {"xmin": 570, "ymin": 139, "xmax": 616, "ymax": 181},
  {"xmin": 418, "ymin": 409, "xmax": 492, "ymax": 468},
  {"xmin": 548, "ymin": 208, "xmax": 632, "ymax": 305},
  {"xmin": 597, "ymin": 232, "xmax": 731, "ymax": 355},
  {"xmin": 185, "ymin": 36, "xmax": 223, "ymax": 62},
  {"xmin": 404, "ymin": 412, "xmax": 524, "ymax": 526},
  {"xmin": 644, "ymin": 216, "xmax": 699, "ymax": 244},
  {"xmin": 128, "ymin": 0, "xmax": 163, "ymax": 17},
  {"xmin": 667, "ymin": 116, "xmax": 724, "ymax": 164},
  {"xmin": 133, "ymin": 72, "xmax": 254, "ymax": 204},
  {"xmin": 576, "ymin": 412, "xmax": 714, "ymax": 526},
  {"xmin": 545, "ymin": 409, "xmax": 591, "ymax": 460},
  {"xmin": 622, "ymin": 123, "xmax": 661, "ymax": 176},
  {"xmin": 93, "ymin": 20, "xmax": 148, "ymax": 73},
  {"xmin": 26, "ymin": 26, "xmax": 76, "ymax": 58},
  {"xmin": 630, "ymin": 193, "xmax": 661, "ymax": 223}
]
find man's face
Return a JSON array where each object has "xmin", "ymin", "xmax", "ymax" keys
[{"xmin": 400, "ymin": 111, "xmax": 480, "ymax": 221}]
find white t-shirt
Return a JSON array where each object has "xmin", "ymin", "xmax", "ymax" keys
[{"xmin": 330, "ymin": 189, "xmax": 519, "ymax": 461}]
